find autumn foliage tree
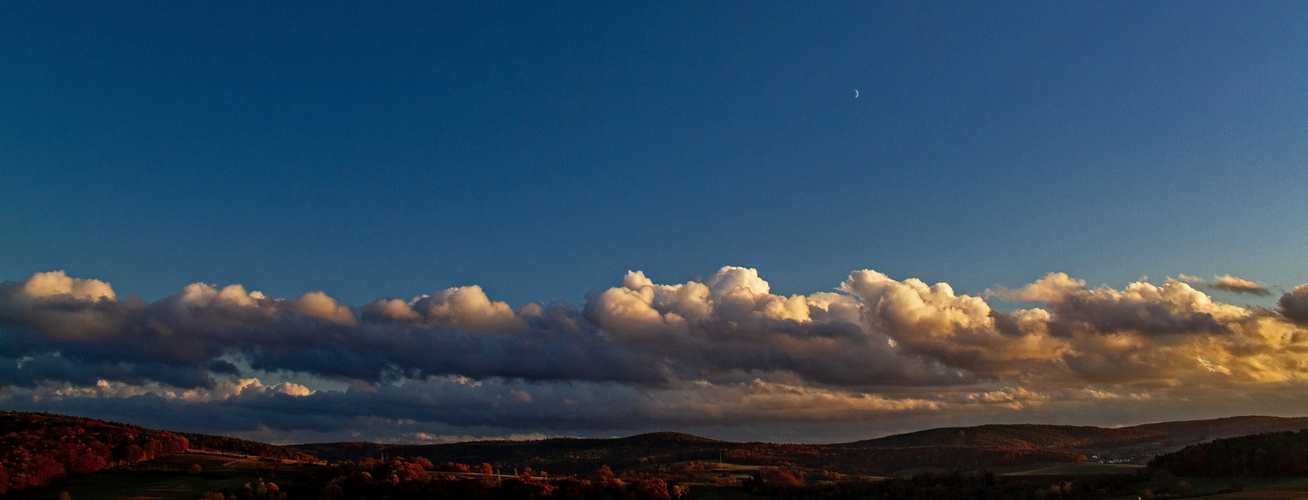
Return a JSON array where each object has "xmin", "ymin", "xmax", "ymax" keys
[
  {"xmin": 0, "ymin": 412, "xmax": 189, "ymax": 494},
  {"xmin": 307, "ymin": 459, "xmax": 685, "ymax": 500}
]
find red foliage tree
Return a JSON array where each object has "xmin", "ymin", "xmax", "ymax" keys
[
  {"xmin": 0, "ymin": 412, "xmax": 192, "ymax": 494},
  {"xmin": 409, "ymin": 457, "xmax": 433, "ymax": 470},
  {"xmin": 27, "ymin": 454, "xmax": 67, "ymax": 487},
  {"xmin": 122, "ymin": 444, "xmax": 147, "ymax": 463},
  {"xmin": 590, "ymin": 465, "xmax": 616, "ymax": 483},
  {"xmin": 638, "ymin": 477, "xmax": 672, "ymax": 500},
  {"xmin": 434, "ymin": 462, "xmax": 471, "ymax": 472},
  {"xmin": 758, "ymin": 467, "xmax": 804, "ymax": 488}
]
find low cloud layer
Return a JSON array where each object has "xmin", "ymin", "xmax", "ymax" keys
[{"xmin": 3, "ymin": 268, "xmax": 1307, "ymax": 442}]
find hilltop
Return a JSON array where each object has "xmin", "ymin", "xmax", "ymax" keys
[
  {"xmin": 0, "ymin": 412, "xmax": 189, "ymax": 494},
  {"xmin": 176, "ymin": 431, "xmax": 318, "ymax": 462},
  {"xmin": 0, "ymin": 412, "xmax": 317, "ymax": 496}
]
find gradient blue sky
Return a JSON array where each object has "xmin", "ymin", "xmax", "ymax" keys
[
  {"xmin": 5, "ymin": 2, "xmax": 1305, "ymax": 306},
  {"xmin": 4, "ymin": 3, "xmax": 1308, "ymax": 443}
]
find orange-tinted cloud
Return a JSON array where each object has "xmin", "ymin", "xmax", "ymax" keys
[{"xmin": 3, "ymin": 267, "xmax": 1307, "ymax": 440}]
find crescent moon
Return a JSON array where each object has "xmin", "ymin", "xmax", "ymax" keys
[{"xmin": 854, "ymin": 89, "xmax": 859, "ymax": 98}]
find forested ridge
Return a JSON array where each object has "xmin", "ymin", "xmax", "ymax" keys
[
  {"xmin": 296, "ymin": 433, "xmax": 1087, "ymax": 476},
  {"xmin": 0, "ymin": 411, "xmax": 189, "ymax": 494},
  {"xmin": 296, "ymin": 415, "xmax": 1308, "ymax": 477},
  {"xmin": 179, "ymin": 432, "xmax": 317, "ymax": 461},
  {"xmin": 843, "ymin": 415, "xmax": 1308, "ymax": 452},
  {"xmin": 842, "ymin": 424, "xmax": 1162, "ymax": 450},
  {"xmin": 1150, "ymin": 429, "xmax": 1308, "ymax": 477},
  {"xmin": 0, "ymin": 412, "xmax": 321, "ymax": 496}
]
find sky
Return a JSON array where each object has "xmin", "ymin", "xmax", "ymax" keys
[{"xmin": 2, "ymin": 2, "xmax": 1308, "ymax": 445}]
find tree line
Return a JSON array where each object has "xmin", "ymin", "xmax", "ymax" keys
[
  {"xmin": 229, "ymin": 457, "xmax": 688, "ymax": 500},
  {"xmin": 1149, "ymin": 429, "xmax": 1308, "ymax": 477}
]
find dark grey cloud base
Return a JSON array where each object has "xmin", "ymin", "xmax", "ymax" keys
[{"xmin": 2, "ymin": 268, "xmax": 1306, "ymax": 443}]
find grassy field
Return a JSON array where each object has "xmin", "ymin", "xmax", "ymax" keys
[
  {"xmin": 19, "ymin": 453, "xmax": 315, "ymax": 500},
  {"xmin": 685, "ymin": 484, "xmax": 771, "ymax": 500},
  {"xmin": 1174, "ymin": 476, "xmax": 1308, "ymax": 498},
  {"xmin": 1194, "ymin": 492, "xmax": 1308, "ymax": 500},
  {"xmin": 699, "ymin": 462, "xmax": 761, "ymax": 480},
  {"xmin": 1004, "ymin": 462, "xmax": 1144, "ymax": 476}
]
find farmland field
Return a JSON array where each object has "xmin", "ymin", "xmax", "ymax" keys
[
  {"xmin": 1004, "ymin": 463, "xmax": 1144, "ymax": 476},
  {"xmin": 17, "ymin": 453, "xmax": 316, "ymax": 500}
]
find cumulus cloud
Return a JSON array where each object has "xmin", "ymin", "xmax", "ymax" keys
[
  {"xmin": 0, "ymin": 271, "xmax": 124, "ymax": 340},
  {"xmin": 841, "ymin": 271, "xmax": 1069, "ymax": 375},
  {"xmin": 1279, "ymin": 285, "xmax": 1308, "ymax": 325},
  {"xmin": 363, "ymin": 285, "xmax": 527, "ymax": 333},
  {"xmin": 1177, "ymin": 274, "xmax": 1271, "ymax": 296},
  {"xmin": 3, "ymin": 267, "xmax": 1307, "ymax": 441},
  {"xmin": 16, "ymin": 270, "xmax": 117, "ymax": 302}
]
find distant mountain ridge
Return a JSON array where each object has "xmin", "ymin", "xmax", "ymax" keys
[
  {"xmin": 177, "ymin": 430, "xmax": 318, "ymax": 461},
  {"xmin": 291, "ymin": 431, "xmax": 728, "ymax": 469},
  {"xmin": 292, "ymin": 415, "xmax": 1308, "ymax": 475},
  {"xmin": 843, "ymin": 416, "xmax": 1308, "ymax": 453}
]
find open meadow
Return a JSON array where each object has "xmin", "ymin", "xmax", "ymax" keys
[{"xmin": 16, "ymin": 453, "xmax": 316, "ymax": 500}]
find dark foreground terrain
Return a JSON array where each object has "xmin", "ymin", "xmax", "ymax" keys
[{"xmin": 8, "ymin": 412, "xmax": 1308, "ymax": 499}]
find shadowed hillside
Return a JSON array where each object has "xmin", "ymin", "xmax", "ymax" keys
[
  {"xmin": 1150, "ymin": 429, "xmax": 1308, "ymax": 477},
  {"xmin": 841, "ymin": 424, "xmax": 1146, "ymax": 449},
  {"xmin": 176, "ymin": 431, "xmax": 318, "ymax": 461},
  {"xmin": 0, "ymin": 412, "xmax": 318, "ymax": 496},
  {"xmin": 10, "ymin": 412, "xmax": 1308, "ymax": 496},
  {"xmin": 842, "ymin": 416, "xmax": 1308, "ymax": 457},
  {"xmin": 293, "ymin": 432, "xmax": 729, "ymax": 473},
  {"xmin": 0, "ymin": 412, "xmax": 189, "ymax": 494},
  {"xmin": 294, "ymin": 432, "xmax": 1086, "ymax": 475},
  {"xmin": 294, "ymin": 415, "xmax": 1308, "ymax": 476}
]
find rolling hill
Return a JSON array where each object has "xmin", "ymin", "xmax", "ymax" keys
[
  {"xmin": 293, "ymin": 431, "xmax": 729, "ymax": 472},
  {"xmin": 293, "ymin": 415, "xmax": 1308, "ymax": 476},
  {"xmin": 1150, "ymin": 428, "xmax": 1308, "ymax": 477},
  {"xmin": 0, "ymin": 412, "xmax": 190, "ymax": 494},
  {"xmin": 842, "ymin": 415, "xmax": 1308, "ymax": 458},
  {"xmin": 9, "ymin": 411, "xmax": 1308, "ymax": 496},
  {"xmin": 0, "ymin": 411, "xmax": 317, "ymax": 495}
]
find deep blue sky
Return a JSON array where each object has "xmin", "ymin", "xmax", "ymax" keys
[{"xmin": 4, "ymin": 2, "xmax": 1306, "ymax": 306}]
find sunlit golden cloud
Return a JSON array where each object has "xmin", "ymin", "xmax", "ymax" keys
[{"xmin": 3, "ymin": 267, "xmax": 1307, "ymax": 441}]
